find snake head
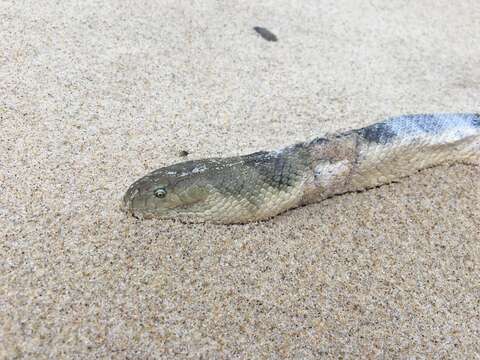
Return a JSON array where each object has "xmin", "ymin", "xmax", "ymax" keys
[{"xmin": 122, "ymin": 160, "xmax": 214, "ymax": 221}]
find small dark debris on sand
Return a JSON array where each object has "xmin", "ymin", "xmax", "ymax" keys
[
  {"xmin": 253, "ymin": 26, "xmax": 278, "ymax": 42},
  {"xmin": 178, "ymin": 150, "xmax": 190, "ymax": 157}
]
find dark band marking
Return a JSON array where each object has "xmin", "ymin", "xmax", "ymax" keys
[
  {"xmin": 357, "ymin": 122, "xmax": 397, "ymax": 145},
  {"xmin": 243, "ymin": 151, "xmax": 298, "ymax": 190},
  {"xmin": 473, "ymin": 114, "xmax": 480, "ymax": 127}
]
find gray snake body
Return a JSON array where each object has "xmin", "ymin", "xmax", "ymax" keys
[{"xmin": 123, "ymin": 113, "xmax": 480, "ymax": 224}]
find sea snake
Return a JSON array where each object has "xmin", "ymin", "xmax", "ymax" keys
[{"xmin": 122, "ymin": 113, "xmax": 480, "ymax": 224}]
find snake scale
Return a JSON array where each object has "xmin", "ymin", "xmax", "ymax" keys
[{"xmin": 123, "ymin": 113, "xmax": 480, "ymax": 224}]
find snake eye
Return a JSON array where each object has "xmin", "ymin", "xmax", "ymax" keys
[{"xmin": 153, "ymin": 187, "xmax": 167, "ymax": 198}]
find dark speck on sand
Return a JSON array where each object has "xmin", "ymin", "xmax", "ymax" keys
[{"xmin": 253, "ymin": 26, "xmax": 278, "ymax": 42}]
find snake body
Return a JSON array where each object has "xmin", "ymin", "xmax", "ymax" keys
[{"xmin": 123, "ymin": 113, "xmax": 480, "ymax": 224}]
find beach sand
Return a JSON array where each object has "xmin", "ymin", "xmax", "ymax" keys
[{"xmin": 1, "ymin": 0, "xmax": 479, "ymax": 357}]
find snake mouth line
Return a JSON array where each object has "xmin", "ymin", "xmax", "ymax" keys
[{"xmin": 120, "ymin": 201, "xmax": 156, "ymax": 220}]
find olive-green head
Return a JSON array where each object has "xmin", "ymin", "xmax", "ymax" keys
[{"xmin": 122, "ymin": 160, "xmax": 215, "ymax": 221}]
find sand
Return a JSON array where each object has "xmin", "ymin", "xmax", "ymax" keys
[{"xmin": 1, "ymin": 0, "xmax": 479, "ymax": 358}]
